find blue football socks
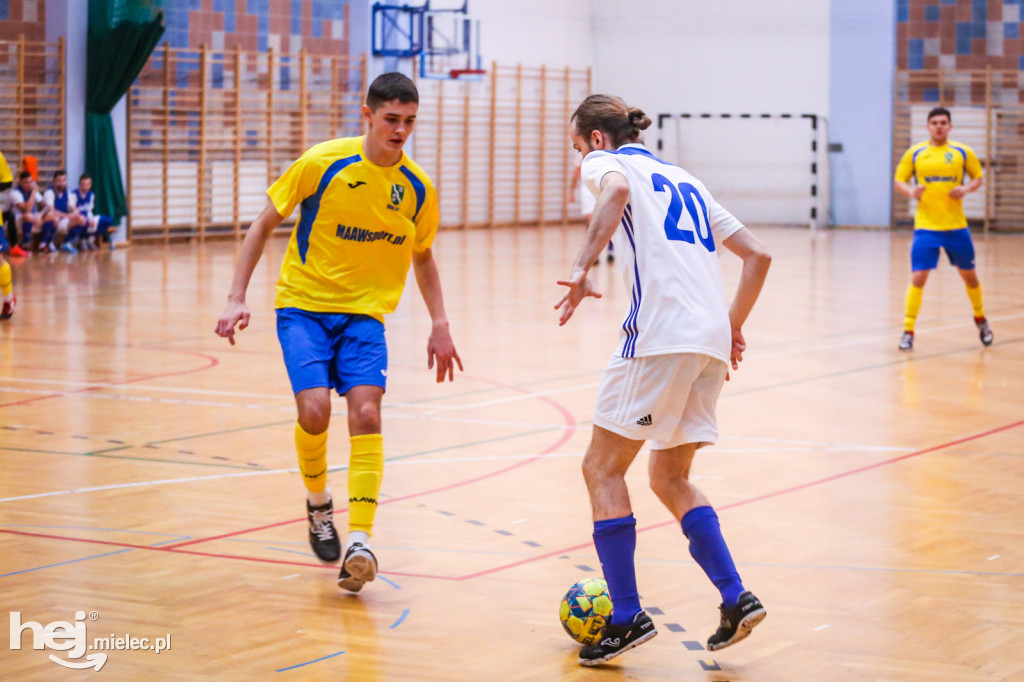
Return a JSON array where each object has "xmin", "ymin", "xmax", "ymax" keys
[
  {"xmin": 682, "ymin": 506, "xmax": 745, "ymax": 607},
  {"xmin": 593, "ymin": 514, "xmax": 642, "ymax": 626}
]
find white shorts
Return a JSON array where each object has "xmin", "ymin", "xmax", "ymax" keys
[
  {"xmin": 579, "ymin": 183, "xmax": 595, "ymax": 217},
  {"xmin": 593, "ymin": 353, "xmax": 727, "ymax": 450}
]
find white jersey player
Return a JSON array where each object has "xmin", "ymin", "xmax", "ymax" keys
[{"xmin": 556, "ymin": 94, "xmax": 772, "ymax": 668}]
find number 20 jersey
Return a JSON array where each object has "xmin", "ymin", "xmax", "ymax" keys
[{"xmin": 581, "ymin": 143, "xmax": 744, "ymax": 364}]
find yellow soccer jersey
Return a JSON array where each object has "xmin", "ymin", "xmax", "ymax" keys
[
  {"xmin": 894, "ymin": 140, "xmax": 982, "ymax": 231},
  {"xmin": 0, "ymin": 151, "xmax": 12, "ymax": 184},
  {"xmin": 269, "ymin": 136, "xmax": 439, "ymax": 320}
]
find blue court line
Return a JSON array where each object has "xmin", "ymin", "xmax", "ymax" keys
[
  {"xmin": 0, "ymin": 536, "xmax": 191, "ymax": 578},
  {"xmin": 1, "ymin": 524, "xmax": 189, "ymax": 539},
  {"xmin": 275, "ymin": 649, "xmax": 345, "ymax": 672},
  {"xmin": 389, "ymin": 608, "xmax": 410, "ymax": 628},
  {"xmin": 377, "ymin": 574, "xmax": 401, "ymax": 590},
  {"xmin": 265, "ymin": 545, "xmax": 314, "ymax": 558}
]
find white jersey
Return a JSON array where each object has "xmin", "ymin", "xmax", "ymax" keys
[{"xmin": 581, "ymin": 143, "xmax": 744, "ymax": 364}]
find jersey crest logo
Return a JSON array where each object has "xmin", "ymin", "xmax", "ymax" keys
[
  {"xmin": 390, "ymin": 183, "xmax": 405, "ymax": 206},
  {"xmin": 944, "ymin": 152, "xmax": 954, "ymax": 163}
]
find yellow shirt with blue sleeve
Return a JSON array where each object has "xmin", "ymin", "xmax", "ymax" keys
[
  {"xmin": 268, "ymin": 136, "xmax": 439, "ymax": 321},
  {"xmin": 894, "ymin": 140, "xmax": 982, "ymax": 231},
  {"xmin": 0, "ymin": 150, "xmax": 12, "ymax": 185}
]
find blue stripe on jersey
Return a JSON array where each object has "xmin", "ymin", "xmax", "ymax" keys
[
  {"xmin": 399, "ymin": 165, "xmax": 426, "ymax": 221},
  {"xmin": 949, "ymin": 145, "xmax": 967, "ymax": 165},
  {"xmin": 296, "ymin": 153, "xmax": 361, "ymax": 264},
  {"xmin": 608, "ymin": 146, "xmax": 673, "ymax": 166},
  {"xmin": 911, "ymin": 145, "xmax": 926, "ymax": 177},
  {"xmin": 620, "ymin": 204, "xmax": 642, "ymax": 358}
]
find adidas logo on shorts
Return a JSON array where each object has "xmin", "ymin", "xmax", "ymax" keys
[{"xmin": 636, "ymin": 414, "xmax": 653, "ymax": 426}]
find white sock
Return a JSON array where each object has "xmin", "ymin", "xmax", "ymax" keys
[
  {"xmin": 306, "ymin": 488, "xmax": 331, "ymax": 507},
  {"xmin": 347, "ymin": 530, "xmax": 369, "ymax": 549}
]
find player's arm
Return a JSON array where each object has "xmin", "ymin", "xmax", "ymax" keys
[
  {"xmin": 555, "ymin": 170, "xmax": 628, "ymax": 325},
  {"xmin": 412, "ymin": 248, "xmax": 463, "ymax": 382},
  {"xmin": 721, "ymin": 227, "xmax": 772, "ymax": 374},
  {"xmin": 950, "ymin": 151, "xmax": 983, "ymax": 199},
  {"xmin": 894, "ymin": 148, "xmax": 924, "ymax": 200},
  {"xmin": 214, "ymin": 201, "xmax": 285, "ymax": 345}
]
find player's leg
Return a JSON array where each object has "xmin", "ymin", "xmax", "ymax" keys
[
  {"xmin": 902, "ymin": 230, "xmax": 940, "ymax": 350},
  {"xmin": 277, "ymin": 309, "xmax": 342, "ymax": 564},
  {"xmin": 9, "ymin": 216, "xmax": 31, "ymax": 256},
  {"xmin": 0, "ymin": 254, "xmax": 14, "ymax": 320},
  {"xmin": 945, "ymin": 229, "xmax": 993, "ymax": 346},
  {"xmin": 648, "ymin": 356, "xmax": 764, "ymax": 651},
  {"xmin": 577, "ymin": 426, "xmax": 657, "ymax": 666},
  {"xmin": 38, "ymin": 218, "xmax": 55, "ymax": 252},
  {"xmin": 332, "ymin": 314, "xmax": 388, "ymax": 592}
]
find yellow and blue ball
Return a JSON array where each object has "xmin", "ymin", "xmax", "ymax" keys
[{"xmin": 558, "ymin": 578, "xmax": 613, "ymax": 645}]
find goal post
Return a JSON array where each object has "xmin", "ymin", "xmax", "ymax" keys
[{"xmin": 655, "ymin": 113, "xmax": 830, "ymax": 230}]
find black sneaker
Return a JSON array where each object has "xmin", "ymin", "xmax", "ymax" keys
[
  {"xmin": 337, "ymin": 542, "xmax": 377, "ymax": 592},
  {"xmin": 306, "ymin": 499, "xmax": 341, "ymax": 563},
  {"xmin": 977, "ymin": 319, "xmax": 993, "ymax": 346},
  {"xmin": 899, "ymin": 331, "xmax": 914, "ymax": 351},
  {"xmin": 578, "ymin": 611, "xmax": 657, "ymax": 667},
  {"xmin": 707, "ymin": 591, "xmax": 766, "ymax": 652}
]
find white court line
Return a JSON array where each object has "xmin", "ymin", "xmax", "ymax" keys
[
  {"xmin": 757, "ymin": 311, "xmax": 1024, "ymax": 361},
  {"xmin": 437, "ymin": 382, "xmax": 602, "ymax": 410},
  {"xmin": 0, "ymin": 441, "xmax": 902, "ymax": 504},
  {"xmin": 813, "ymin": 624, "xmax": 830, "ymax": 632},
  {"xmin": 727, "ymin": 435, "xmax": 913, "ymax": 452}
]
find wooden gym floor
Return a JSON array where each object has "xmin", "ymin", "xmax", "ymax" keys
[{"xmin": 1, "ymin": 225, "xmax": 1022, "ymax": 681}]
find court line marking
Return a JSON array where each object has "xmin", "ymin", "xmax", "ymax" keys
[
  {"xmin": 456, "ymin": 419, "xmax": 1024, "ymax": 581},
  {"xmin": 0, "ymin": 348, "xmax": 220, "ymax": 410},
  {"xmin": 0, "ymin": 442, "xmax": 915, "ymax": 504},
  {"xmin": 1, "ymin": 420, "xmax": 1018, "ymax": 583},
  {"xmin": 389, "ymin": 608, "xmax": 410, "ymax": 628},
  {"xmin": 275, "ymin": 650, "xmax": 346, "ymax": 672}
]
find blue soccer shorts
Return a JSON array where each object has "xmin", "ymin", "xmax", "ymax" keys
[
  {"xmin": 911, "ymin": 228, "xmax": 976, "ymax": 271},
  {"xmin": 276, "ymin": 308, "xmax": 388, "ymax": 396}
]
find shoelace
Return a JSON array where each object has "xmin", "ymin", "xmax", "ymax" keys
[{"xmin": 309, "ymin": 509, "xmax": 335, "ymax": 542}]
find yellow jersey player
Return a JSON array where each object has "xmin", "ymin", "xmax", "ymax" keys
[
  {"xmin": 0, "ymin": 150, "xmax": 15, "ymax": 319},
  {"xmin": 894, "ymin": 107, "xmax": 991, "ymax": 351},
  {"xmin": 215, "ymin": 73, "xmax": 462, "ymax": 592}
]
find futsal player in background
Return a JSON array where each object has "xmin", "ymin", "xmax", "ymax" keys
[
  {"xmin": 894, "ymin": 107, "xmax": 992, "ymax": 351},
  {"xmin": 556, "ymin": 94, "xmax": 771, "ymax": 666},
  {"xmin": 0, "ymin": 149, "xmax": 14, "ymax": 319},
  {"xmin": 216, "ymin": 73, "xmax": 462, "ymax": 593}
]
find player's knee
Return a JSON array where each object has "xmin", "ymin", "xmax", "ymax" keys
[
  {"xmin": 298, "ymin": 404, "xmax": 331, "ymax": 434},
  {"xmin": 349, "ymin": 402, "xmax": 381, "ymax": 432}
]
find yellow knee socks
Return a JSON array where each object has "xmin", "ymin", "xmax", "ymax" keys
[
  {"xmin": 903, "ymin": 284, "xmax": 923, "ymax": 332},
  {"xmin": 0, "ymin": 259, "xmax": 11, "ymax": 297},
  {"xmin": 295, "ymin": 421, "xmax": 328, "ymax": 495},
  {"xmin": 965, "ymin": 284, "xmax": 985, "ymax": 321},
  {"xmin": 348, "ymin": 434, "xmax": 384, "ymax": 536}
]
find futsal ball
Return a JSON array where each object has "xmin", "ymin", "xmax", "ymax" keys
[{"xmin": 559, "ymin": 578, "xmax": 613, "ymax": 645}]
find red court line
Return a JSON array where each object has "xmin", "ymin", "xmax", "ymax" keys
[
  {"xmin": 2, "ymin": 421, "xmax": 1017, "ymax": 583},
  {"xmin": 0, "ymin": 346, "xmax": 220, "ymax": 409},
  {"xmin": 163, "ymin": 376, "xmax": 578, "ymax": 551},
  {"xmin": 456, "ymin": 419, "xmax": 1024, "ymax": 581}
]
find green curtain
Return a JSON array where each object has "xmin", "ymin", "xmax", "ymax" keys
[{"xmin": 86, "ymin": 0, "xmax": 164, "ymax": 221}]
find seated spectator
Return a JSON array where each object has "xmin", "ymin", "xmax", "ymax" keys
[
  {"xmin": 70, "ymin": 173, "xmax": 116, "ymax": 251},
  {"xmin": 10, "ymin": 171, "xmax": 48, "ymax": 257},
  {"xmin": 42, "ymin": 170, "xmax": 87, "ymax": 254}
]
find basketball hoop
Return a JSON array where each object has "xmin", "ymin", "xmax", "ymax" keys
[{"xmin": 450, "ymin": 68, "xmax": 486, "ymax": 79}]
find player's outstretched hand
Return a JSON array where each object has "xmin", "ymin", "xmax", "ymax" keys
[
  {"xmin": 948, "ymin": 186, "xmax": 966, "ymax": 199},
  {"xmin": 215, "ymin": 299, "xmax": 250, "ymax": 346},
  {"xmin": 427, "ymin": 322, "xmax": 463, "ymax": 382},
  {"xmin": 727, "ymin": 328, "xmax": 746, "ymax": 381},
  {"xmin": 913, "ymin": 185, "xmax": 926, "ymax": 200},
  {"xmin": 555, "ymin": 272, "xmax": 602, "ymax": 326}
]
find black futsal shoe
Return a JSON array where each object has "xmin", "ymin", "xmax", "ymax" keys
[
  {"xmin": 977, "ymin": 319, "xmax": 993, "ymax": 346},
  {"xmin": 306, "ymin": 499, "xmax": 341, "ymax": 563},
  {"xmin": 578, "ymin": 611, "xmax": 657, "ymax": 667},
  {"xmin": 707, "ymin": 591, "xmax": 766, "ymax": 652},
  {"xmin": 337, "ymin": 542, "xmax": 378, "ymax": 592}
]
